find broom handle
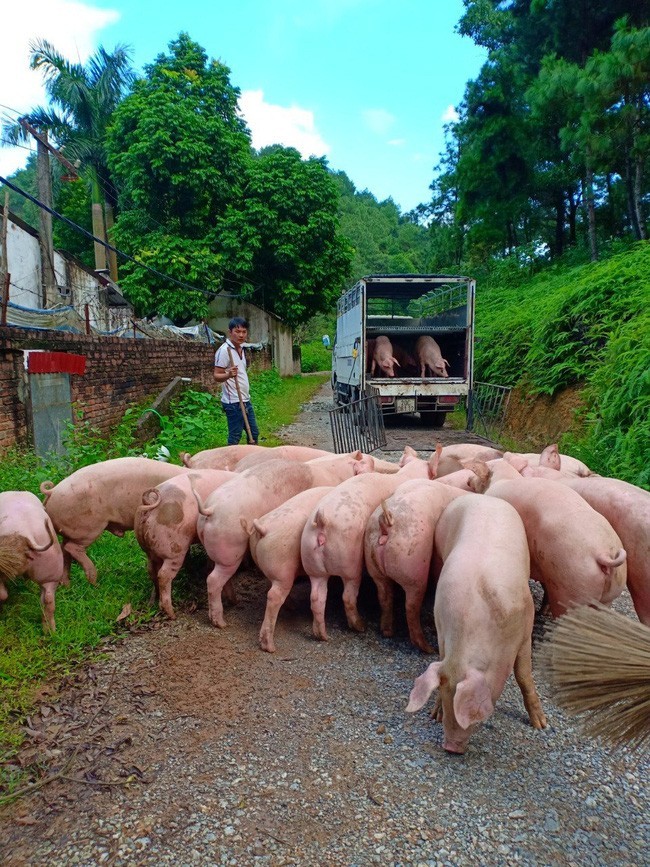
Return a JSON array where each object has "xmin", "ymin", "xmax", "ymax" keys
[{"xmin": 227, "ymin": 345, "xmax": 255, "ymax": 444}]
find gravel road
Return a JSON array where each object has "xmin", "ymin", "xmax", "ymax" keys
[{"xmin": 1, "ymin": 383, "xmax": 648, "ymax": 867}]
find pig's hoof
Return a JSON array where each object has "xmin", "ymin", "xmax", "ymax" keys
[
  {"xmin": 209, "ymin": 614, "xmax": 227, "ymax": 628},
  {"xmin": 313, "ymin": 624, "xmax": 328, "ymax": 641},
  {"xmin": 416, "ymin": 641, "xmax": 435, "ymax": 655},
  {"xmin": 259, "ymin": 635, "xmax": 276, "ymax": 653}
]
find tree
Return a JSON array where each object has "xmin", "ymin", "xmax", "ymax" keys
[
  {"xmin": 217, "ymin": 147, "xmax": 353, "ymax": 327},
  {"xmin": 3, "ymin": 40, "xmax": 135, "ymax": 276},
  {"xmin": 106, "ymin": 34, "xmax": 252, "ymax": 319}
]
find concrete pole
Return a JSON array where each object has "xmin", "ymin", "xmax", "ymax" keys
[{"xmin": 36, "ymin": 134, "xmax": 57, "ymax": 307}]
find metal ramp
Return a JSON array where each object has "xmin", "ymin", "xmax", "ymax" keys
[{"xmin": 329, "ymin": 389, "xmax": 387, "ymax": 454}]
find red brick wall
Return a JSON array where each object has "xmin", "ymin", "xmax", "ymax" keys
[{"xmin": 0, "ymin": 326, "xmax": 271, "ymax": 452}]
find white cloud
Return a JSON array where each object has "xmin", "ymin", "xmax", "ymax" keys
[
  {"xmin": 238, "ymin": 89, "xmax": 329, "ymax": 158},
  {"xmin": 362, "ymin": 108, "xmax": 396, "ymax": 136},
  {"xmin": 0, "ymin": 0, "xmax": 119, "ymax": 178},
  {"xmin": 441, "ymin": 104, "xmax": 459, "ymax": 123},
  {"xmin": 388, "ymin": 138, "xmax": 406, "ymax": 147}
]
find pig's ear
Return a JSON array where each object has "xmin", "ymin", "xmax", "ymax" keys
[
  {"xmin": 400, "ymin": 445, "xmax": 418, "ymax": 466},
  {"xmin": 351, "ymin": 449, "xmax": 363, "ymax": 460},
  {"xmin": 428, "ymin": 443, "xmax": 443, "ymax": 477},
  {"xmin": 354, "ymin": 455, "xmax": 374, "ymax": 474},
  {"xmin": 453, "ymin": 669, "xmax": 494, "ymax": 729},
  {"xmin": 406, "ymin": 662, "xmax": 442, "ymax": 712},
  {"xmin": 467, "ymin": 461, "xmax": 491, "ymax": 493},
  {"xmin": 392, "ymin": 356, "xmax": 401, "ymax": 367},
  {"xmin": 539, "ymin": 443, "xmax": 560, "ymax": 470}
]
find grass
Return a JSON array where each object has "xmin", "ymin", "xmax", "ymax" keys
[{"xmin": 0, "ymin": 370, "xmax": 328, "ymax": 778}]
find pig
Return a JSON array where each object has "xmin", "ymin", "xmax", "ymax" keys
[
  {"xmin": 558, "ymin": 476, "xmax": 650, "ymax": 626},
  {"xmin": 134, "ymin": 469, "xmax": 234, "ymax": 619},
  {"xmin": 435, "ymin": 461, "xmax": 492, "ymax": 494},
  {"xmin": 406, "ymin": 494, "xmax": 547, "ymax": 754},
  {"xmin": 415, "ymin": 335, "xmax": 449, "ymax": 378},
  {"xmin": 41, "ymin": 457, "xmax": 188, "ymax": 584},
  {"xmin": 439, "ymin": 443, "xmax": 504, "ymax": 464},
  {"xmin": 194, "ymin": 452, "xmax": 372, "ymax": 628},
  {"xmin": 181, "ymin": 444, "xmax": 262, "ymax": 470},
  {"xmin": 234, "ymin": 445, "xmax": 333, "ymax": 472},
  {"xmin": 370, "ymin": 335, "xmax": 400, "ymax": 377},
  {"xmin": 301, "ymin": 450, "xmax": 437, "ymax": 641},
  {"xmin": 0, "ymin": 491, "xmax": 64, "ymax": 632},
  {"xmin": 246, "ymin": 485, "xmax": 334, "ymax": 652},
  {"xmin": 504, "ymin": 444, "xmax": 592, "ymax": 477},
  {"xmin": 363, "ymin": 479, "xmax": 468, "ymax": 652},
  {"xmin": 486, "ymin": 477, "xmax": 627, "ymax": 617}
]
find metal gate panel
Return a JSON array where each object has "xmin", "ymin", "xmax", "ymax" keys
[
  {"xmin": 329, "ymin": 390, "xmax": 387, "ymax": 454},
  {"xmin": 29, "ymin": 373, "xmax": 73, "ymax": 458}
]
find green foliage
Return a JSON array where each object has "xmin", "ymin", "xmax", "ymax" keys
[
  {"xmin": 334, "ymin": 171, "xmax": 431, "ymax": 277},
  {"xmin": 218, "ymin": 148, "xmax": 353, "ymax": 327},
  {"xmin": 300, "ymin": 340, "xmax": 332, "ymax": 373},
  {"xmin": 476, "ymin": 242, "xmax": 650, "ymax": 486}
]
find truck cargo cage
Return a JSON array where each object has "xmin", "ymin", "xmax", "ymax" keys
[
  {"xmin": 469, "ymin": 382, "xmax": 512, "ymax": 442},
  {"xmin": 329, "ymin": 388, "xmax": 387, "ymax": 454}
]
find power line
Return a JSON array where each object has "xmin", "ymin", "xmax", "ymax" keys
[{"xmin": 0, "ymin": 174, "xmax": 221, "ymax": 300}]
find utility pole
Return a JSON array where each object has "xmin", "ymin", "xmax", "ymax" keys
[{"xmin": 36, "ymin": 132, "xmax": 57, "ymax": 307}]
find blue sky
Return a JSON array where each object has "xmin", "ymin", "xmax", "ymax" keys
[{"xmin": 1, "ymin": 0, "xmax": 487, "ymax": 213}]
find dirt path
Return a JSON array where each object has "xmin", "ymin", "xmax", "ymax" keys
[{"xmin": 1, "ymin": 385, "xmax": 648, "ymax": 866}]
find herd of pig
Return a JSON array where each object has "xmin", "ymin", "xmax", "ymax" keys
[
  {"xmin": 1, "ymin": 440, "xmax": 649, "ymax": 753},
  {"xmin": 369, "ymin": 334, "xmax": 449, "ymax": 377}
]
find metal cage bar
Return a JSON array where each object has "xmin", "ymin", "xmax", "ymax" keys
[
  {"xmin": 469, "ymin": 382, "xmax": 512, "ymax": 442},
  {"xmin": 329, "ymin": 389, "xmax": 387, "ymax": 454}
]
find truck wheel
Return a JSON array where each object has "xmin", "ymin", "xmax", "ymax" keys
[{"xmin": 420, "ymin": 411, "xmax": 446, "ymax": 429}]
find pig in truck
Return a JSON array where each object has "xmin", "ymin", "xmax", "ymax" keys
[{"xmin": 331, "ymin": 274, "xmax": 475, "ymax": 428}]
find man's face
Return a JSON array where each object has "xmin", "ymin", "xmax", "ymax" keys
[{"xmin": 229, "ymin": 325, "xmax": 248, "ymax": 347}]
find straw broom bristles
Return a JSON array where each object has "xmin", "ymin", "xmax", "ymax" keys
[
  {"xmin": 541, "ymin": 604, "xmax": 650, "ymax": 752},
  {"xmin": 0, "ymin": 534, "xmax": 28, "ymax": 579}
]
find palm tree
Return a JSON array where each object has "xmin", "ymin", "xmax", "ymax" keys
[{"xmin": 5, "ymin": 39, "xmax": 135, "ymax": 276}]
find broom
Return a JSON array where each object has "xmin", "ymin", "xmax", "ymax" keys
[{"xmin": 541, "ymin": 604, "xmax": 650, "ymax": 752}]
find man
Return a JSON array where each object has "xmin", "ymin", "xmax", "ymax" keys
[{"xmin": 214, "ymin": 317, "xmax": 259, "ymax": 445}]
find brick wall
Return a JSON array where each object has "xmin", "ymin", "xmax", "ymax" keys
[{"xmin": 0, "ymin": 326, "xmax": 271, "ymax": 452}]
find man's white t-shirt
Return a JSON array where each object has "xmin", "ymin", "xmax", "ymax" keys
[{"xmin": 214, "ymin": 339, "xmax": 251, "ymax": 403}]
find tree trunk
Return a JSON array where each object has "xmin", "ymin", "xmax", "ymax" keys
[
  {"xmin": 554, "ymin": 193, "xmax": 565, "ymax": 258},
  {"xmin": 633, "ymin": 157, "xmax": 646, "ymax": 240},
  {"xmin": 568, "ymin": 188, "xmax": 579, "ymax": 247},
  {"xmin": 584, "ymin": 161, "xmax": 598, "ymax": 262},
  {"xmin": 623, "ymin": 154, "xmax": 642, "ymax": 240}
]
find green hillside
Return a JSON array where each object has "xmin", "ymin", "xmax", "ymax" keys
[{"xmin": 474, "ymin": 242, "xmax": 650, "ymax": 489}]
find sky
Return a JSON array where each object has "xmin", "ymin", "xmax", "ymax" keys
[{"xmin": 0, "ymin": 0, "xmax": 487, "ymax": 214}]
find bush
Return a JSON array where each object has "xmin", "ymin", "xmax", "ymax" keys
[{"xmin": 300, "ymin": 340, "xmax": 332, "ymax": 373}]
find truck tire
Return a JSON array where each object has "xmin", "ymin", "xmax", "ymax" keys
[{"xmin": 420, "ymin": 411, "xmax": 446, "ymax": 429}]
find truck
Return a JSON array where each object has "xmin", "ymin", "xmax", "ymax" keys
[{"xmin": 331, "ymin": 273, "xmax": 475, "ymax": 428}]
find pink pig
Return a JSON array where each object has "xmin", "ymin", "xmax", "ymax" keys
[
  {"xmin": 234, "ymin": 445, "xmax": 334, "ymax": 472},
  {"xmin": 301, "ymin": 451, "xmax": 436, "ymax": 641},
  {"xmin": 134, "ymin": 469, "xmax": 234, "ymax": 619},
  {"xmin": 41, "ymin": 457, "xmax": 188, "ymax": 584},
  {"xmin": 247, "ymin": 485, "xmax": 334, "ymax": 652},
  {"xmin": 486, "ymin": 477, "xmax": 627, "ymax": 617},
  {"xmin": 181, "ymin": 444, "xmax": 262, "ymax": 470},
  {"xmin": 194, "ymin": 452, "xmax": 371, "ymax": 628},
  {"xmin": 363, "ymin": 479, "xmax": 468, "ymax": 652},
  {"xmin": 559, "ymin": 475, "xmax": 650, "ymax": 626},
  {"xmin": 406, "ymin": 494, "xmax": 547, "ymax": 754},
  {"xmin": 370, "ymin": 335, "xmax": 401, "ymax": 377},
  {"xmin": 504, "ymin": 444, "xmax": 591, "ymax": 477},
  {"xmin": 0, "ymin": 491, "xmax": 64, "ymax": 632},
  {"xmin": 415, "ymin": 335, "xmax": 449, "ymax": 378}
]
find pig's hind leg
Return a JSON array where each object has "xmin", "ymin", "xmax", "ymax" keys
[
  {"xmin": 259, "ymin": 570, "xmax": 297, "ymax": 653},
  {"xmin": 157, "ymin": 556, "xmax": 186, "ymax": 619},
  {"xmin": 341, "ymin": 572, "xmax": 366, "ymax": 633},
  {"xmin": 513, "ymin": 639, "xmax": 547, "ymax": 730},
  {"xmin": 206, "ymin": 560, "xmax": 241, "ymax": 628},
  {"xmin": 371, "ymin": 572, "xmax": 395, "ymax": 638},
  {"xmin": 404, "ymin": 582, "xmax": 435, "ymax": 654},
  {"xmin": 63, "ymin": 540, "xmax": 98, "ymax": 584},
  {"xmin": 39, "ymin": 581, "xmax": 57, "ymax": 632},
  {"xmin": 309, "ymin": 574, "xmax": 330, "ymax": 640}
]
